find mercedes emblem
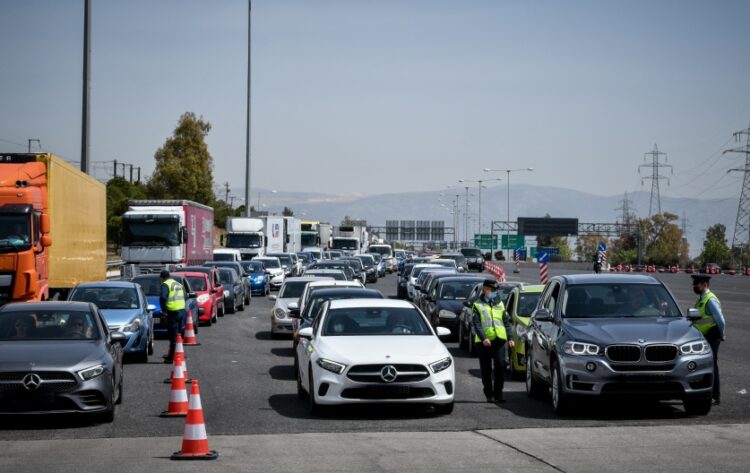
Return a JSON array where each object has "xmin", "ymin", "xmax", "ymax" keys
[
  {"xmin": 380, "ymin": 365, "xmax": 398, "ymax": 383},
  {"xmin": 22, "ymin": 373, "xmax": 42, "ymax": 391}
]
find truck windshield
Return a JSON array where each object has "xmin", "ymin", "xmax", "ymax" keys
[
  {"xmin": 122, "ymin": 219, "xmax": 179, "ymax": 246},
  {"xmin": 226, "ymin": 234, "xmax": 262, "ymax": 248},
  {"xmin": 332, "ymin": 239, "xmax": 358, "ymax": 250},
  {"xmin": 301, "ymin": 233, "xmax": 318, "ymax": 246},
  {"xmin": 0, "ymin": 215, "xmax": 31, "ymax": 251}
]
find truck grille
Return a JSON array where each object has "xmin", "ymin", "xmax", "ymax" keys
[
  {"xmin": 605, "ymin": 345, "xmax": 641, "ymax": 363},
  {"xmin": 644, "ymin": 345, "xmax": 678, "ymax": 363},
  {"xmin": 347, "ymin": 364, "xmax": 430, "ymax": 384}
]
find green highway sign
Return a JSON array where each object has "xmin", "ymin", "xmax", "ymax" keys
[
  {"xmin": 474, "ymin": 234, "xmax": 498, "ymax": 249},
  {"xmin": 501, "ymin": 234, "xmax": 525, "ymax": 249}
]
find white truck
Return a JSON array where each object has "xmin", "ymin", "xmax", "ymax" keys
[
  {"xmin": 284, "ymin": 217, "xmax": 302, "ymax": 253},
  {"xmin": 332, "ymin": 225, "xmax": 368, "ymax": 255},
  {"xmin": 225, "ymin": 217, "xmax": 266, "ymax": 260}
]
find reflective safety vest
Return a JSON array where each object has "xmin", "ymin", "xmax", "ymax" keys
[
  {"xmin": 472, "ymin": 300, "xmax": 507, "ymax": 343},
  {"xmin": 164, "ymin": 278, "xmax": 186, "ymax": 312},
  {"xmin": 693, "ymin": 291, "xmax": 719, "ymax": 335}
]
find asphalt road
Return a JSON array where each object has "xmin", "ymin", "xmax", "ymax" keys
[{"xmin": 1, "ymin": 265, "xmax": 748, "ymax": 441}]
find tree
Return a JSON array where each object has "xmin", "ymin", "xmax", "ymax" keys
[
  {"xmin": 106, "ymin": 177, "xmax": 147, "ymax": 245},
  {"xmin": 576, "ymin": 233, "xmax": 605, "ymax": 262},
  {"xmin": 147, "ymin": 112, "xmax": 215, "ymax": 206},
  {"xmin": 282, "ymin": 206, "xmax": 294, "ymax": 217},
  {"xmin": 700, "ymin": 224, "xmax": 730, "ymax": 266},
  {"xmin": 548, "ymin": 236, "xmax": 572, "ymax": 262},
  {"xmin": 640, "ymin": 212, "xmax": 685, "ymax": 266}
]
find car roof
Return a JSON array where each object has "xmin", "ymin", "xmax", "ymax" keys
[
  {"xmin": 255, "ymin": 256, "xmax": 279, "ymax": 261},
  {"xmin": 0, "ymin": 301, "xmax": 93, "ymax": 312},
  {"xmin": 560, "ymin": 274, "xmax": 662, "ymax": 285},
  {"xmin": 305, "ymin": 269, "xmax": 344, "ymax": 273},
  {"xmin": 309, "ymin": 288, "xmax": 384, "ymax": 298},
  {"xmin": 437, "ymin": 275, "xmax": 485, "ymax": 283},
  {"xmin": 284, "ymin": 276, "xmax": 332, "ymax": 282},
  {"xmin": 328, "ymin": 299, "xmax": 415, "ymax": 310},
  {"xmin": 308, "ymin": 280, "xmax": 362, "ymax": 288},
  {"xmin": 413, "ymin": 264, "xmax": 441, "ymax": 269},
  {"xmin": 173, "ymin": 271, "xmax": 209, "ymax": 279},
  {"xmin": 74, "ymin": 281, "xmax": 137, "ymax": 289}
]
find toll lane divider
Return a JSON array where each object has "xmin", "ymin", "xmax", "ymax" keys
[{"xmin": 483, "ymin": 262, "xmax": 506, "ymax": 282}]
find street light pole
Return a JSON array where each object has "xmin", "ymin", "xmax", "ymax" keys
[
  {"xmin": 460, "ymin": 177, "xmax": 502, "ymax": 250},
  {"xmin": 484, "ymin": 167, "xmax": 533, "ymax": 260},
  {"xmin": 464, "ymin": 186, "xmax": 470, "ymax": 247}
]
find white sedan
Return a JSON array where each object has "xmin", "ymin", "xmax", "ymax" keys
[{"xmin": 296, "ymin": 299, "xmax": 455, "ymax": 415}]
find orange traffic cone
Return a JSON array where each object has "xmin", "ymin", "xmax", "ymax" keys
[
  {"xmin": 171, "ymin": 380, "xmax": 218, "ymax": 460},
  {"xmin": 183, "ymin": 315, "xmax": 200, "ymax": 346},
  {"xmin": 160, "ymin": 358, "xmax": 188, "ymax": 417},
  {"xmin": 165, "ymin": 335, "xmax": 192, "ymax": 384}
]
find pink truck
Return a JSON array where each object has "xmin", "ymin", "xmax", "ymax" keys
[{"xmin": 120, "ymin": 200, "xmax": 214, "ymax": 278}]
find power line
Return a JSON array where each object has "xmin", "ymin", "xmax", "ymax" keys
[{"xmin": 638, "ymin": 144, "xmax": 672, "ymax": 216}]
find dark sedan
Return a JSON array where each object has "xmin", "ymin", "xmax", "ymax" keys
[
  {"xmin": 424, "ymin": 276, "xmax": 485, "ymax": 334},
  {"xmin": 217, "ymin": 267, "xmax": 244, "ymax": 314},
  {"xmin": 0, "ymin": 301, "xmax": 125, "ymax": 422}
]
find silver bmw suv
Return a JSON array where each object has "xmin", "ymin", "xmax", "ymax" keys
[{"xmin": 525, "ymin": 274, "xmax": 714, "ymax": 416}]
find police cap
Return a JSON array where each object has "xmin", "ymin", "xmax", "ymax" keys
[
  {"xmin": 690, "ymin": 274, "xmax": 711, "ymax": 284},
  {"xmin": 483, "ymin": 279, "xmax": 498, "ymax": 289},
  {"xmin": 159, "ymin": 269, "xmax": 170, "ymax": 279}
]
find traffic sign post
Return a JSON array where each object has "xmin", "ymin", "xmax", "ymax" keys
[{"xmin": 538, "ymin": 251, "xmax": 549, "ymax": 284}]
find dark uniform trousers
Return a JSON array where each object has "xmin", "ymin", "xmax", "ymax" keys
[
  {"xmin": 477, "ymin": 338, "xmax": 507, "ymax": 399},
  {"xmin": 165, "ymin": 310, "xmax": 183, "ymax": 359},
  {"xmin": 705, "ymin": 326, "xmax": 722, "ymax": 401}
]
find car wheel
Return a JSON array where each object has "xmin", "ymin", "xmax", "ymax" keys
[
  {"xmin": 245, "ymin": 294, "xmax": 251, "ymax": 305},
  {"xmin": 684, "ymin": 396, "xmax": 712, "ymax": 416},
  {"xmin": 458, "ymin": 322, "xmax": 467, "ymax": 350},
  {"xmin": 434, "ymin": 402, "xmax": 454, "ymax": 415},
  {"xmin": 308, "ymin": 364, "xmax": 322, "ymax": 415},
  {"xmin": 147, "ymin": 332, "xmax": 154, "ymax": 356},
  {"xmin": 134, "ymin": 348, "xmax": 148, "ymax": 363},
  {"xmin": 218, "ymin": 304, "xmax": 225, "ymax": 317},
  {"xmin": 526, "ymin": 352, "xmax": 546, "ymax": 399},
  {"xmin": 551, "ymin": 361, "xmax": 571, "ymax": 415},
  {"xmin": 212, "ymin": 307, "xmax": 217, "ymax": 323},
  {"xmin": 297, "ymin": 363, "xmax": 307, "ymax": 400},
  {"xmin": 238, "ymin": 298, "xmax": 245, "ymax": 312},
  {"xmin": 227, "ymin": 300, "xmax": 235, "ymax": 314},
  {"xmin": 468, "ymin": 334, "xmax": 476, "ymax": 357},
  {"xmin": 115, "ymin": 373, "xmax": 123, "ymax": 405}
]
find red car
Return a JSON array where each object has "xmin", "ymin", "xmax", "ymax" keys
[{"xmin": 173, "ymin": 271, "xmax": 222, "ymax": 326}]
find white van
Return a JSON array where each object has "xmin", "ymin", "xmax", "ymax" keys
[{"xmin": 213, "ymin": 248, "xmax": 242, "ymax": 262}]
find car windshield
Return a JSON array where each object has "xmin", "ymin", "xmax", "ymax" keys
[
  {"xmin": 369, "ymin": 246, "xmax": 392, "ymax": 257},
  {"xmin": 439, "ymin": 281, "xmax": 479, "ymax": 300},
  {"xmin": 241, "ymin": 261, "xmax": 264, "ymax": 273},
  {"xmin": 303, "ymin": 292, "xmax": 384, "ymax": 320},
  {"xmin": 131, "ymin": 277, "xmax": 162, "ymax": 296},
  {"xmin": 516, "ymin": 292, "xmax": 541, "ymax": 316},
  {"xmin": 69, "ymin": 287, "xmax": 140, "ymax": 310},
  {"xmin": 322, "ymin": 307, "xmax": 431, "ymax": 336},
  {"xmin": 357, "ymin": 256, "xmax": 374, "ymax": 267},
  {"xmin": 280, "ymin": 280, "xmax": 309, "ymax": 298},
  {"xmin": 410, "ymin": 266, "xmax": 436, "ymax": 279},
  {"xmin": 460, "ymin": 248, "xmax": 483, "ymax": 257},
  {"xmin": 218, "ymin": 270, "xmax": 237, "ymax": 284},
  {"xmin": 270, "ymin": 255, "xmax": 293, "ymax": 266},
  {"xmin": 369, "ymin": 253, "xmax": 382, "ymax": 263},
  {"xmin": 185, "ymin": 276, "xmax": 207, "ymax": 292},
  {"xmin": 0, "ymin": 310, "xmax": 99, "ymax": 340},
  {"xmin": 259, "ymin": 259, "xmax": 280, "ymax": 269},
  {"xmin": 562, "ymin": 283, "xmax": 680, "ymax": 318},
  {"xmin": 343, "ymin": 259, "xmax": 363, "ymax": 270}
]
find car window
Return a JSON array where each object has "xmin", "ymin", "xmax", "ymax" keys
[
  {"xmin": 70, "ymin": 287, "xmax": 139, "ymax": 310},
  {"xmin": 280, "ymin": 281, "xmax": 308, "ymax": 298},
  {"xmin": 543, "ymin": 282, "xmax": 560, "ymax": 315},
  {"xmin": 517, "ymin": 292, "xmax": 542, "ymax": 316},
  {"xmin": 322, "ymin": 307, "xmax": 431, "ymax": 336}
]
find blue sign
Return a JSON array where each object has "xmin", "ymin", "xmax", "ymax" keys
[
  {"xmin": 538, "ymin": 252, "xmax": 549, "ymax": 264},
  {"xmin": 598, "ymin": 243, "xmax": 607, "ymax": 252}
]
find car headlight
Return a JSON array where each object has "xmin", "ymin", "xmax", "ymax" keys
[
  {"xmin": 562, "ymin": 341, "xmax": 600, "ymax": 356},
  {"xmin": 429, "ymin": 357, "xmax": 452, "ymax": 373},
  {"xmin": 316, "ymin": 358, "xmax": 346, "ymax": 374},
  {"xmin": 197, "ymin": 294, "xmax": 210, "ymax": 304},
  {"xmin": 515, "ymin": 324, "xmax": 528, "ymax": 338},
  {"xmin": 438, "ymin": 309, "xmax": 457, "ymax": 319},
  {"xmin": 77, "ymin": 364, "xmax": 105, "ymax": 381},
  {"xmin": 121, "ymin": 318, "xmax": 141, "ymax": 333},
  {"xmin": 273, "ymin": 308, "xmax": 287, "ymax": 319},
  {"xmin": 680, "ymin": 340, "xmax": 711, "ymax": 355},
  {"xmin": 253, "ymin": 275, "xmax": 265, "ymax": 282},
  {"xmin": 223, "ymin": 290, "xmax": 230, "ymax": 297}
]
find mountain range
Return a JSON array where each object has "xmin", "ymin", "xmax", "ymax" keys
[{"xmin": 253, "ymin": 184, "xmax": 739, "ymax": 258}]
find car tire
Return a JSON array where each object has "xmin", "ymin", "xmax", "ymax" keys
[
  {"xmin": 238, "ymin": 298, "xmax": 245, "ymax": 312},
  {"xmin": 308, "ymin": 365, "xmax": 322, "ymax": 416},
  {"xmin": 97, "ymin": 406, "xmax": 115, "ymax": 424},
  {"xmin": 684, "ymin": 396, "xmax": 712, "ymax": 416},
  {"xmin": 297, "ymin": 364, "xmax": 307, "ymax": 400},
  {"xmin": 227, "ymin": 301, "xmax": 235, "ymax": 314},
  {"xmin": 134, "ymin": 348, "xmax": 148, "ymax": 364},
  {"xmin": 115, "ymin": 373, "xmax": 123, "ymax": 405},
  {"xmin": 526, "ymin": 352, "xmax": 546, "ymax": 399},
  {"xmin": 434, "ymin": 402, "xmax": 454, "ymax": 415},
  {"xmin": 551, "ymin": 361, "xmax": 572, "ymax": 415},
  {"xmin": 147, "ymin": 332, "xmax": 154, "ymax": 356},
  {"xmin": 218, "ymin": 305, "xmax": 225, "ymax": 317},
  {"xmin": 212, "ymin": 308, "xmax": 218, "ymax": 323},
  {"xmin": 245, "ymin": 294, "xmax": 251, "ymax": 305},
  {"xmin": 458, "ymin": 322, "xmax": 467, "ymax": 350}
]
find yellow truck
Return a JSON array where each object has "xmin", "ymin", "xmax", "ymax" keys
[{"xmin": 0, "ymin": 153, "xmax": 106, "ymax": 303}]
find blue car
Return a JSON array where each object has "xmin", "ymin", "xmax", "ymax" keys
[
  {"xmin": 68, "ymin": 281, "xmax": 155, "ymax": 362},
  {"xmin": 130, "ymin": 275, "xmax": 199, "ymax": 339},
  {"xmin": 240, "ymin": 260, "xmax": 270, "ymax": 296}
]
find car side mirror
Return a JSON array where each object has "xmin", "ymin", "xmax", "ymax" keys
[
  {"xmin": 436, "ymin": 327, "xmax": 451, "ymax": 338},
  {"xmin": 188, "ymin": 292, "xmax": 197, "ymax": 299},
  {"xmin": 268, "ymin": 294, "xmax": 277, "ymax": 301},
  {"xmin": 147, "ymin": 304, "xmax": 157, "ymax": 312},
  {"xmin": 298, "ymin": 327, "xmax": 313, "ymax": 339},
  {"xmin": 533, "ymin": 308, "xmax": 553, "ymax": 322},
  {"xmin": 686, "ymin": 308, "xmax": 702, "ymax": 321},
  {"xmin": 110, "ymin": 331, "xmax": 128, "ymax": 345},
  {"xmin": 463, "ymin": 301, "xmax": 472, "ymax": 308}
]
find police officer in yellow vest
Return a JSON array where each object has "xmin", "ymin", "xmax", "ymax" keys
[
  {"xmin": 691, "ymin": 274, "xmax": 726, "ymax": 404},
  {"xmin": 160, "ymin": 269, "xmax": 186, "ymax": 363},
  {"xmin": 471, "ymin": 279, "xmax": 514, "ymax": 403}
]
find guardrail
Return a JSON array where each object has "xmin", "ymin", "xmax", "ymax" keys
[{"xmin": 106, "ymin": 260, "xmax": 122, "ymax": 280}]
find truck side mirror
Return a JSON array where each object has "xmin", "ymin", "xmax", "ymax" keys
[
  {"xmin": 41, "ymin": 235, "xmax": 53, "ymax": 247},
  {"xmin": 220, "ymin": 235, "xmax": 225, "ymax": 246},
  {"xmin": 181, "ymin": 226, "xmax": 188, "ymax": 244}
]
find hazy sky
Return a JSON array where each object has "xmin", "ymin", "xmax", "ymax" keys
[{"xmin": 2, "ymin": 0, "xmax": 749, "ymax": 202}]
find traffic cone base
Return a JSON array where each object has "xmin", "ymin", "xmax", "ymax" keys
[{"xmin": 170, "ymin": 380, "xmax": 218, "ymax": 461}]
